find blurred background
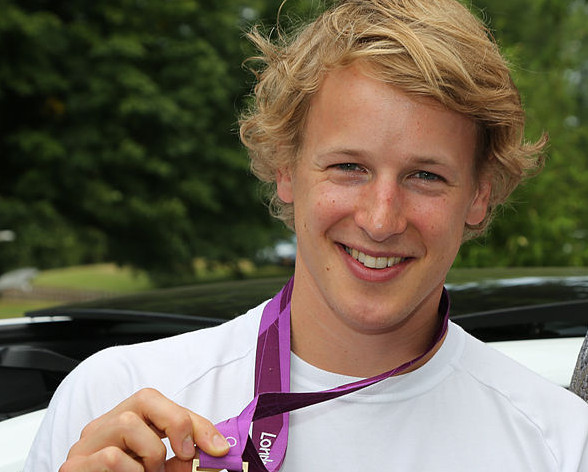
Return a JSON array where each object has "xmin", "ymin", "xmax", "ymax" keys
[{"xmin": 1, "ymin": 0, "xmax": 588, "ymax": 314}]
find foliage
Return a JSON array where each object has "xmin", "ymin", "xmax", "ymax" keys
[
  {"xmin": 1, "ymin": 0, "xmax": 588, "ymax": 281},
  {"xmin": 0, "ymin": 0, "xmax": 287, "ymax": 284},
  {"xmin": 457, "ymin": 0, "xmax": 588, "ymax": 267}
]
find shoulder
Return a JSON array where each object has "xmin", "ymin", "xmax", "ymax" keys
[
  {"xmin": 454, "ymin": 323, "xmax": 585, "ymax": 410},
  {"xmin": 73, "ymin": 300, "xmax": 267, "ymax": 401},
  {"xmin": 449, "ymin": 323, "xmax": 588, "ymax": 467},
  {"xmin": 43, "ymin": 299, "xmax": 267, "ymax": 425}
]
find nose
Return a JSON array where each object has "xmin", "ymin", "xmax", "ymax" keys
[{"xmin": 354, "ymin": 179, "xmax": 408, "ymax": 241}]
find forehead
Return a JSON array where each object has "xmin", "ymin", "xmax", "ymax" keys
[{"xmin": 301, "ymin": 64, "xmax": 479, "ymax": 172}]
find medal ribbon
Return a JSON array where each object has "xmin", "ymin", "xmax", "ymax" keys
[{"xmin": 197, "ymin": 278, "xmax": 450, "ymax": 471}]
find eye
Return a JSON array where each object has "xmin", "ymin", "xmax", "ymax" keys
[
  {"xmin": 326, "ymin": 162, "xmax": 370, "ymax": 184},
  {"xmin": 411, "ymin": 171, "xmax": 446, "ymax": 183},
  {"xmin": 332, "ymin": 163, "xmax": 367, "ymax": 173}
]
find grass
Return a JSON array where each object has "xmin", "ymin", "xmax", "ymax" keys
[
  {"xmin": 32, "ymin": 262, "xmax": 294, "ymax": 290},
  {"xmin": 0, "ymin": 263, "xmax": 153, "ymax": 319},
  {"xmin": 34, "ymin": 263, "xmax": 153, "ymax": 293},
  {"xmin": 0, "ymin": 299, "xmax": 60, "ymax": 318}
]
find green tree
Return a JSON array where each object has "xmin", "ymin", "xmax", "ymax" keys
[
  {"xmin": 457, "ymin": 0, "xmax": 588, "ymax": 268},
  {"xmin": 0, "ymin": 0, "xmax": 287, "ymax": 284},
  {"xmin": 3, "ymin": 0, "xmax": 587, "ymax": 279}
]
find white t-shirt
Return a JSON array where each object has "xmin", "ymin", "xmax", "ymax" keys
[{"xmin": 25, "ymin": 300, "xmax": 588, "ymax": 471}]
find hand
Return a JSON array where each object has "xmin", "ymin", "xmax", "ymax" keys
[{"xmin": 59, "ymin": 388, "xmax": 230, "ymax": 472}]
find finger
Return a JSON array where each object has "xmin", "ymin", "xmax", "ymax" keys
[
  {"xmin": 68, "ymin": 388, "xmax": 229, "ymax": 466},
  {"xmin": 121, "ymin": 389, "xmax": 230, "ymax": 460},
  {"xmin": 138, "ymin": 400, "xmax": 230, "ymax": 459},
  {"xmin": 60, "ymin": 446, "xmax": 144, "ymax": 472},
  {"xmin": 71, "ymin": 410, "xmax": 167, "ymax": 471},
  {"xmin": 79, "ymin": 389, "xmax": 195, "ymax": 461},
  {"xmin": 184, "ymin": 410, "xmax": 230, "ymax": 458}
]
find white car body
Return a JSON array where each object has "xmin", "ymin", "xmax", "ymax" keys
[
  {"xmin": 0, "ymin": 410, "xmax": 45, "ymax": 472},
  {"xmin": 491, "ymin": 337, "xmax": 584, "ymax": 387}
]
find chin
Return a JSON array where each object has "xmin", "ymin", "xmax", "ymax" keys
[{"xmin": 337, "ymin": 302, "xmax": 411, "ymax": 334}]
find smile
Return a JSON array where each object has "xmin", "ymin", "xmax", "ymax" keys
[{"xmin": 344, "ymin": 246, "xmax": 406, "ymax": 269}]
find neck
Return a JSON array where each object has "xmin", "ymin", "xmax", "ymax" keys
[{"xmin": 289, "ymin": 283, "xmax": 446, "ymax": 378}]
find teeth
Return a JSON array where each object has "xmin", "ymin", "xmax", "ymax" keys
[
  {"xmin": 364, "ymin": 255, "xmax": 377, "ymax": 268},
  {"xmin": 344, "ymin": 246, "xmax": 404, "ymax": 269},
  {"xmin": 375, "ymin": 257, "xmax": 388, "ymax": 269}
]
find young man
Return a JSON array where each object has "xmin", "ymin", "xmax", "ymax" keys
[{"xmin": 26, "ymin": 0, "xmax": 588, "ymax": 471}]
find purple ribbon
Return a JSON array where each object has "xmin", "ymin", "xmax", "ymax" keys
[{"xmin": 197, "ymin": 278, "xmax": 450, "ymax": 471}]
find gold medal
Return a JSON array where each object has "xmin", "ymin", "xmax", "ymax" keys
[{"xmin": 192, "ymin": 459, "xmax": 249, "ymax": 472}]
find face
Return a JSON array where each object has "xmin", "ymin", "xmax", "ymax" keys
[{"xmin": 277, "ymin": 64, "xmax": 490, "ymax": 342}]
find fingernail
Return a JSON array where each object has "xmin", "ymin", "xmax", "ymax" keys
[
  {"xmin": 182, "ymin": 435, "xmax": 195, "ymax": 456},
  {"xmin": 212, "ymin": 433, "xmax": 229, "ymax": 451}
]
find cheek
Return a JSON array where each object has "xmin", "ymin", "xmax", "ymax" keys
[
  {"xmin": 411, "ymin": 199, "xmax": 466, "ymax": 242},
  {"xmin": 307, "ymin": 185, "xmax": 353, "ymax": 223}
]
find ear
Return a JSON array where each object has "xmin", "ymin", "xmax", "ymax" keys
[
  {"xmin": 276, "ymin": 167, "xmax": 294, "ymax": 204},
  {"xmin": 465, "ymin": 178, "xmax": 492, "ymax": 226}
]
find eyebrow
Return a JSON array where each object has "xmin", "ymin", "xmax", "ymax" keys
[
  {"xmin": 318, "ymin": 148, "xmax": 453, "ymax": 167},
  {"xmin": 408, "ymin": 156, "xmax": 450, "ymax": 166},
  {"xmin": 316, "ymin": 147, "xmax": 363, "ymax": 158}
]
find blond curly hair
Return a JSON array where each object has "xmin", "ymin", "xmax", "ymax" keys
[{"xmin": 240, "ymin": 0, "xmax": 546, "ymax": 238}]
